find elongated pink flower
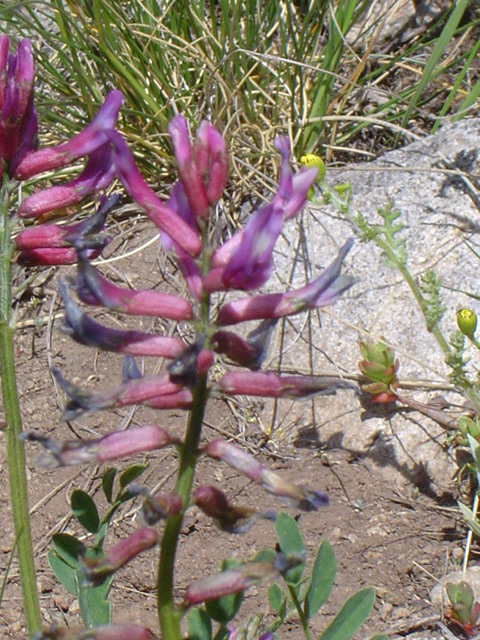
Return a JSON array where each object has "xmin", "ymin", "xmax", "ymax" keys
[
  {"xmin": 33, "ymin": 624, "xmax": 153, "ymax": 640},
  {"xmin": 219, "ymin": 137, "xmax": 317, "ymax": 291},
  {"xmin": 59, "ymin": 280, "xmax": 186, "ymax": 357},
  {"xmin": 22, "ymin": 424, "xmax": 175, "ymax": 468},
  {"xmin": 205, "ymin": 439, "xmax": 328, "ymax": 511},
  {"xmin": 0, "ymin": 36, "xmax": 37, "ymax": 176},
  {"xmin": 53, "ymin": 368, "xmax": 188, "ymax": 419},
  {"xmin": 217, "ymin": 239, "xmax": 355, "ymax": 325},
  {"xmin": 15, "ymin": 90, "xmax": 123, "ymax": 179},
  {"xmin": 109, "ymin": 130, "xmax": 202, "ymax": 256},
  {"xmin": 18, "ymin": 143, "xmax": 116, "ymax": 218},
  {"xmin": 81, "ymin": 527, "xmax": 158, "ymax": 586},
  {"xmin": 218, "ymin": 370, "xmax": 356, "ymax": 398},
  {"xmin": 184, "ymin": 554, "xmax": 296, "ymax": 607},
  {"xmin": 16, "ymin": 195, "xmax": 114, "ymax": 265},
  {"xmin": 74, "ymin": 252, "xmax": 193, "ymax": 320}
]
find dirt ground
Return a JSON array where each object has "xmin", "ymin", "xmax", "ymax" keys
[{"xmin": 0, "ymin": 214, "xmax": 471, "ymax": 640}]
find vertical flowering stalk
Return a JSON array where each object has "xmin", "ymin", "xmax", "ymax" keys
[
  {"xmin": 0, "ymin": 36, "xmax": 121, "ymax": 636},
  {"xmin": 26, "ymin": 112, "xmax": 354, "ymax": 638}
]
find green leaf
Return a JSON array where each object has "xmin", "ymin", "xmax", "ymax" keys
[
  {"xmin": 269, "ymin": 582, "xmax": 285, "ymax": 613},
  {"xmin": 458, "ymin": 502, "xmax": 480, "ymax": 538},
  {"xmin": 305, "ymin": 539, "xmax": 337, "ymax": 618},
  {"xmin": 119, "ymin": 463, "xmax": 148, "ymax": 491},
  {"xmin": 275, "ymin": 513, "xmax": 305, "ymax": 585},
  {"xmin": 78, "ymin": 575, "xmax": 112, "ymax": 627},
  {"xmin": 52, "ymin": 533, "xmax": 84, "ymax": 568},
  {"xmin": 205, "ymin": 560, "xmax": 244, "ymax": 623},
  {"xmin": 47, "ymin": 550, "xmax": 77, "ymax": 596},
  {"xmin": 188, "ymin": 608, "xmax": 212, "ymax": 640},
  {"xmin": 467, "ymin": 435, "xmax": 480, "ymax": 485},
  {"xmin": 71, "ymin": 490, "xmax": 100, "ymax": 534},
  {"xmin": 319, "ymin": 587, "xmax": 375, "ymax": 640},
  {"xmin": 102, "ymin": 468, "xmax": 116, "ymax": 504}
]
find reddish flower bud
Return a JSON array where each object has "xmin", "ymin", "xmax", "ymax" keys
[
  {"xmin": 194, "ymin": 485, "xmax": 275, "ymax": 533},
  {"xmin": 81, "ymin": 527, "xmax": 158, "ymax": 586}
]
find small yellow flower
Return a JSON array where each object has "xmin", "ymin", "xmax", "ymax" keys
[
  {"xmin": 457, "ymin": 308, "xmax": 478, "ymax": 339},
  {"xmin": 300, "ymin": 154, "xmax": 326, "ymax": 181}
]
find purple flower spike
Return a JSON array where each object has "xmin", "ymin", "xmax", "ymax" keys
[
  {"xmin": 23, "ymin": 424, "xmax": 175, "ymax": 468},
  {"xmin": 80, "ymin": 527, "xmax": 158, "ymax": 586},
  {"xmin": 218, "ymin": 370, "xmax": 356, "ymax": 398},
  {"xmin": 75, "ymin": 253, "xmax": 193, "ymax": 320},
  {"xmin": 217, "ymin": 239, "xmax": 355, "ymax": 325},
  {"xmin": 0, "ymin": 37, "xmax": 37, "ymax": 176},
  {"xmin": 58, "ymin": 280, "xmax": 186, "ymax": 358},
  {"xmin": 18, "ymin": 143, "xmax": 116, "ymax": 218},
  {"xmin": 109, "ymin": 130, "xmax": 202, "ymax": 256},
  {"xmin": 205, "ymin": 439, "xmax": 328, "ymax": 511},
  {"xmin": 33, "ymin": 624, "xmax": 153, "ymax": 640},
  {"xmin": 15, "ymin": 90, "xmax": 123, "ymax": 179}
]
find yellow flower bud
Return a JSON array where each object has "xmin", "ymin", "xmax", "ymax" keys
[
  {"xmin": 457, "ymin": 308, "xmax": 477, "ymax": 339},
  {"xmin": 300, "ymin": 154, "xmax": 325, "ymax": 181}
]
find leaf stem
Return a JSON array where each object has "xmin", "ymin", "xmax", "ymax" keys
[
  {"xmin": 0, "ymin": 178, "xmax": 42, "ymax": 637},
  {"xmin": 288, "ymin": 584, "xmax": 312, "ymax": 640}
]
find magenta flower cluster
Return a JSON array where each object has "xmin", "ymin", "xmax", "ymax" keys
[{"xmin": 4, "ymin": 36, "xmax": 356, "ymax": 640}]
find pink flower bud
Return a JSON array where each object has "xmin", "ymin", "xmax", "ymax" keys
[
  {"xmin": 75, "ymin": 253, "xmax": 193, "ymax": 320},
  {"xmin": 81, "ymin": 527, "xmax": 158, "ymax": 586},
  {"xmin": 184, "ymin": 555, "xmax": 294, "ymax": 607},
  {"xmin": 168, "ymin": 115, "xmax": 209, "ymax": 218},
  {"xmin": 23, "ymin": 424, "xmax": 175, "ymax": 468},
  {"xmin": 15, "ymin": 90, "xmax": 123, "ymax": 179},
  {"xmin": 218, "ymin": 370, "xmax": 356, "ymax": 398},
  {"xmin": 32, "ymin": 624, "xmax": 153, "ymax": 640},
  {"xmin": 52, "ymin": 367, "xmax": 187, "ymax": 419},
  {"xmin": 18, "ymin": 143, "xmax": 116, "ymax": 218}
]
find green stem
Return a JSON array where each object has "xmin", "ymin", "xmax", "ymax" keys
[
  {"xmin": 157, "ymin": 222, "xmax": 211, "ymax": 639},
  {"xmin": 0, "ymin": 180, "xmax": 42, "ymax": 637},
  {"xmin": 288, "ymin": 584, "xmax": 312, "ymax": 640},
  {"xmin": 157, "ymin": 375, "xmax": 209, "ymax": 639}
]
